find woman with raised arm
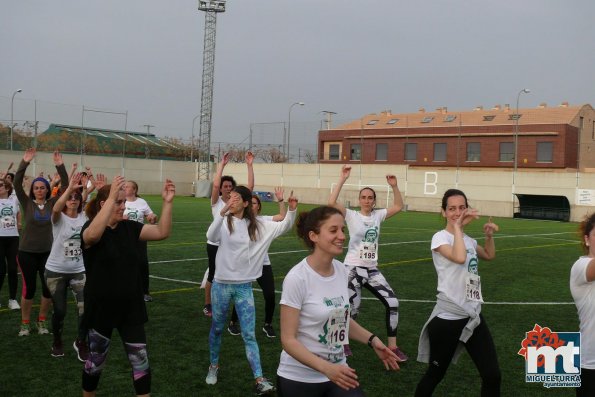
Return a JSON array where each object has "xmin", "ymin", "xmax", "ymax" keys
[
  {"xmin": 328, "ymin": 164, "xmax": 407, "ymax": 360},
  {"xmin": 81, "ymin": 176, "xmax": 175, "ymax": 397},
  {"xmin": 228, "ymin": 187, "xmax": 288, "ymax": 338},
  {"xmin": 205, "ymin": 185, "xmax": 296, "ymax": 396},
  {"xmin": 570, "ymin": 213, "xmax": 595, "ymax": 396},
  {"xmin": 124, "ymin": 180, "xmax": 157, "ymax": 302},
  {"xmin": 14, "ymin": 148, "xmax": 68, "ymax": 336},
  {"xmin": 45, "ymin": 172, "xmax": 89, "ymax": 361},
  {"xmin": 0, "ymin": 178, "xmax": 21, "ymax": 310},
  {"xmin": 203, "ymin": 151, "xmax": 254, "ymax": 317},
  {"xmin": 415, "ymin": 189, "xmax": 501, "ymax": 396},
  {"xmin": 277, "ymin": 206, "xmax": 400, "ymax": 397}
]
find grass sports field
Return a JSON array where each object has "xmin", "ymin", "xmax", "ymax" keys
[{"xmin": 0, "ymin": 195, "xmax": 584, "ymax": 396}]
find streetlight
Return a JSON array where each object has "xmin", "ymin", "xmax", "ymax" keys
[
  {"xmin": 320, "ymin": 110, "xmax": 337, "ymax": 130},
  {"xmin": 287, "ymin": 101, "xmax": 305, "ymax": 162},
  {"xmin": 191, "ymin": 114, "xmax": 201, "ymax": 162},
  {"xmin": 10, "ymin": 89, "xmax": 22, "ymax": 151},
  {"xmin": 513, "ymin": 88, "xmax": 530, "ymax": 184}
]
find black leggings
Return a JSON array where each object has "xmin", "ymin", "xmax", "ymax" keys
[
  {"xmin": 231, "ymin": 265, "xmax": 275, "ymax": 324},
  {"xmin": 415, "ymin": 315, "xmax": 501, "ymax": 397},
  {"xmin": 578, "ymin": 368, "xmax": 595, "ymax": 396},
  {"xmin": 17, "ymin": 250, "xmax": 51, "ymax": 300},
  {"xmin": 277, "ymin": 376, "xmax": 365, "ymax": 397},
  {"xmin": 0, "ymin": 236, "xmax": 19, "ymax": 300},
  {"xmin": 206, "ymin": 243, "xmax": 218, "ymax": 283}
]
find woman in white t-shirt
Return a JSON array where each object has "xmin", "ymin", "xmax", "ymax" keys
[
  {"xmin": 44, "ymin": 172, "xmax": 89, "ymax": 361},
  {"xmin": 0, "ymin": 179, "xmax": 21, "ymax": 310},
  {"xmin": 277, "ymin": 206, "xmax": 400, "ymax": 397},
  {"xmin": 415, "ymin": 189, "xmax": 501, "ymax": 396},
  {"xmin": 124, "ymin": 180, "xmax": 157, "ymax": 302},
  {"xmin": 328, "ymin": 165, "xmax": 407, "ymax": 360},
  {"xmin": 570, "ymin": 213, "xmax": 595, "ymax": 396}
]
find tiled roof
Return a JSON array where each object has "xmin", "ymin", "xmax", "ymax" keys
[{"xmin": 333, "ymin": 104, "xmax": 592, "ymax": 130}]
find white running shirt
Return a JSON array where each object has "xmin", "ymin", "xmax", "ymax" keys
[
  {"xmin": 570, "ymin": 256, "xmax": 595, "ymax": 369},
  {"xmin": 343, "ymin": 208, "xmax": 387, "ymax": 268}
]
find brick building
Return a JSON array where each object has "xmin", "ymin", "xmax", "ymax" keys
[{"xmin": 318, "ymin": 103, "xmax": 595, "ymax": 170}]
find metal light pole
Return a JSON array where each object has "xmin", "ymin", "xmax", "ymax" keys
[
  {"xmin": 513, "ymin": 88, "xmax": 530, "ymax": 185},
  {"xmin": 287, "ymin": 101, "xmax": 304, "ymax": 162},
  {"xmin": 320, "ymin": 110, "xmax": 337, "ymax": 130},
  {"xmin": 10, "ymin": 89, "xmax": 22, "ymax": 151},
  {"xmin": 191, "ymin": 114, "xmax": 201, "ymax": 162}
]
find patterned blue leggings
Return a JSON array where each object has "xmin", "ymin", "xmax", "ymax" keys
[{"xmin": 209, "ymin": 281, "xmax": 262, "ymax": 379}]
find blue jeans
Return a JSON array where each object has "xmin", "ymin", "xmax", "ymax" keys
[{"xmin": 209, "ymin": 281, "xmax": 262, "ymax": 378}]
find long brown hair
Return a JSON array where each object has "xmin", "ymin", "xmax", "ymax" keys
[
  {"xmin": 85, "ymin": 185, "xmax": 111, "ymax": 221},
  {"xmin": 227, "ymin": 186, "xmax": 259, "ymax": 241}
]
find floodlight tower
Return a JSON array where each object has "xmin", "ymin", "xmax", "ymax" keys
[{"xmin": 197, "ymin": 0, "xmax": 226, "ymax": 180}]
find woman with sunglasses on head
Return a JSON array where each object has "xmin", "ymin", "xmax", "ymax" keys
[
  {"xmin": 228, "ymin": 187, "xmax": 287, "ymax": 338},
  {"xmin": 0, "ymin": 178, "xmax": 21, "ymax": 310},
  {"xmin": 81, "ymin": 175, "xmax": 175, "ymax": 397},
  {"xmin": 205, "ymin": 185, "xmax": 296, "ymax": 395},
  {"xmin": 14, "ymin": 148, "xmax": 68, "ymax": 336},
  {"xmin": 277, "ymin": 206, "xmax": 400, "ymax": 397},
  {"xmin": 415, "ymin": 189, "xmax": 501, "ymax": 396},
  {"xmin": 328, "ymin": 165, "xmax": 407, "ymax": 361},
  {"xmin": 44, "ymin": 172, "xmax": 89, "ymax": 361},
  {"xmin": 570, "ymin": 213, "xmax": 595, "ymax": 396}
]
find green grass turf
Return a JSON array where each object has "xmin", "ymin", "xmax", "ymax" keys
[{"xmin": 0, "ymin": 195, "xmax": 583, "ymax": 396}]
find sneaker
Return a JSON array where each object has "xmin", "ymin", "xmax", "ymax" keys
[
  {"xmin": 18, "ymin": 323, "xmax": 30, "ymax": 337},
  {"xmin": 390, "ymin": 346, "xmax": 409, "ymax": 363},
  {"xmin": 254, "ymin": 377, "xmax": 276, "ymax": 395},
  {"xmin": 144, "ymin": 294, "xmax": 153, "ymax": 302},
  {"xmin": 51, "ymin": 341, "xmax": 64, "ymax": 358},
  {"xmin": 205, "ymin": 364, "xmax": 219, "ymax": 385},
  {"xmin": 227, "ymin": 321, "xmax": 241, "ymax": 336},
  {"xmin": 8, "ymin": 299, "xmax": 20, "ymax": 310},
  {"xmin": 203, "ymin": 304, "xmax": 212, "ymax": 317},
  {"xmin": 344, "ymin": 344, "xmax": 353, "ymax": 357},
  {"xmin": 37, "ymin": 320, "xmax": 50, "ymax": 335},
  {"xmin": 73, "ymin": 339, "xmax": 89, "ymax": 362},
  {"xmin": 262, "ymin": 323, "xmax": 276, "ymax": 338}
]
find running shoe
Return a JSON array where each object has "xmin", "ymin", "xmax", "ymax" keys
[
  {"xmin": 37, "ymin": 320, "xmax": 50, "ymax": 335},
  {"xmin": 262, "ymin": 323, "xmax": 276, "ymax": 338},
  {"xmin": 227, "ymin": 321, "xmax": 241, "ymax": 336},
  {"xmin": 390, "ymin": 346, "xmax": 409, "ymax": 362},
  {"xmin": 51, "ymin": 341, "xmax": 64, "ymax": 358},
  {"xmin": 18, "ymin": 323, "xmax": 30, "ymax": 337},
  {"xmin": 203, "ymin": 304, "xmax": 212, "ymax": 317},
  {"xmin": 254, "ymin": 377, "xmax": 276, "ymax": 395},
  {"xmin": 144, "ymin": 294, "xmax": 153, "ymax": 302},
  {"xmin": 73, "ymin": 339, "xmax": 90, "ymax": 362},
  {"xmin": 205, "ymin": 364, "xmax": 219, "ymax": 385},
  {"xmin": 8, "ymin": 299, "xmax": 20, "ymax": 310}
]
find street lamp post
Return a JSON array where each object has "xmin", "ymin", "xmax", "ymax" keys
[
  {"xmin": 513, "ymin": 88, "xmax": 530, "ymax": 185},
  {"xmin": 10, "ymin": 89, "xmax": 23, "ymax": 151},
  {"xmin": 191, "ymin": 114, "xmax": 201, "ymax": 162},
  {"xmin": 287, "ymin": 101, "xmax": 304, "ymax": 162}
]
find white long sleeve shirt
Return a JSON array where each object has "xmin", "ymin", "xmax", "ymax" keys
[{"xmin": 206, "ymin": 209, "xmax": 296, "ymax": 283}]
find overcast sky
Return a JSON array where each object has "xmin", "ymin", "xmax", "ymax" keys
[{"xmin": 2, "ymin": 0, "xmax": 594, "ymax": 156}]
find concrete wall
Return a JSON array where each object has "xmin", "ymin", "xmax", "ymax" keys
[{"xmin": 4, "ymin": 149, "xmax": 595, "ymax": 222}]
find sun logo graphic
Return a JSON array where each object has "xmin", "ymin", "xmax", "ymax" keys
[{"xmin": 518, "ymin": 324, "xmax": 581, "ymax": 388}]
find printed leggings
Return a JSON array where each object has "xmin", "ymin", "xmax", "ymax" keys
[
  {"xmin": 415, "ymin": 315, "xmax": 501, "ymax": 396},
  {"xmin": 44, "ymin": 270, "xmax": 86, "ymax": 340},
  {"xmin": 347, "ymin": 265, "xmax": 399, "ymax": 337},
  {"xmin": 231, "ymin": 265, "xmax": 275, "ymax": 324},
  {"xmin": 82, "ymin": 324, "xmax": 150, "ymax": 395},
  {"xmin": 0, "ymin": 236, "xmax": 19, "ymax": 300},
  {"xmin": 209, "ymin": 281, "xmax": 263, "ymax": 378}
]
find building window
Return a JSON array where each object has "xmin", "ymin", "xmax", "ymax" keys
[
  {"xmin": 536, "ymin": 142, "xmax": 553, "ymax": 162},
  {"xmin": 421, "ymin": 116, "xmax": 434, "ymax": 123},
  {"xmin": 375, "ymin": 143, "xmax": 388, "ymax": 161},
  {"xmin": 499, "ymin": 142, "xmax": 514, "ymax": 162},
  {"xmin": 367, "ymin": 120, "xmax": 378, "ymax": 125},
  {"xmin": 444, "ymin": 115, "xmax": 457, "ymax": 122},
  {"xmin": 329, "ymin": 144, "xmax": 340, "ymax": 160},
  {"xmin": 404, "ymin": 143, "xmax": 417, "ymax": 161},
  {"xmin": 433, "ymin": 143, "xmax": 447, "ymax": 161},
  {"xmin": 466, "ymin": 142, "xmax": 481, "ymax": 162},
  {"xmin": 483, "ymin": 115, "xmax": 496, "ymax": 121},
  {"xmin": 350, "ymin": 143, "xmax": 361, "ymax": 160},
  {"xmin": 387, "ymin": 118, "xmax": 399, "ymax": 125},
  {"xmin": 509, "ymin": 114, "xmax": 522, "ymax": 121}
]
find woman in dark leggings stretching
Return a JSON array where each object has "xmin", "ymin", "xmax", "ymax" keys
[
  {"xmin": 415, "ymin": 189, "xmax": 501, "ymax": 396},
  {"xmin": 0, "ymin": 178, "xmax": 20, "ymax": 310}
]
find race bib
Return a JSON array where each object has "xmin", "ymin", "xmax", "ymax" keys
[
  {"xmin": 465, "ymin": 273, "xmax": 483, "ymax": 302},
  {"xmin": 1, "ymin": 215, "xmax": 16, "ymax": 229},
  {"xmin": 359, "ymin": 241, "xmax": 378, "ymax": 261},
  {"xmin": 327, "ymin": 306, "xmax": 350, "ymax": 347},
  {"xmin": 64, "ymin": 239, "xmax": 82, "ymax": 258}
]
